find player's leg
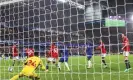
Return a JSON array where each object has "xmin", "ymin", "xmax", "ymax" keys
[
  {"xmin": 12, "ymin": 59, "xmax": 16, "ymax": 66},
  {"xmin": 16, "ymin": 56, "xmax": 21, "ymax": 65},
  {"xmin": 58, "ymin": 62, "xmax": 61, "ymax": 71},
  {"xmin": 123, "ymin": 51, "xmax": 131, "ymax": 72},
  {"xmin": 12, "ymin": 56, "xmax": 20, "ymax": 66},
  {"xmin": 10, "ymin": 72, "xmax": 24, "ymax": 80},
  {"xmin": 9, "ymin": 56, "xmax": 20, "ymax": 72},
  {"xmin": 46, "ymin": 57, "xmax": 51, "ymax": 72},
  {"xmin": 46, "ymin": 61, "xmax": 50, "ymax": 72},
  {"xmin": 124, "ymin": 56, "xmax": 130, "ymax": 72},
  {"xmin": 10, "ymin": 74, "xmax": 21, "ymax": 80},
  {"xmin": 8, "ymin": 57, "xmax": 16, "ymax": 72},
  {"xmin": 58, "ymin": 58, "xmax": 63, "ymax": 71},
  {"xmin": 63, "ymin": 58, "xmax": 70, "ymax": 71},
  {"xmin": 10, "ymin": 74, "xmax": 19, "ymax": 80},
  {"xmin": 58, "ymin": 57, "xmax": 70, "ymax": 71},
  {"xmin": 87, "ymin": 56, "xmax": 92, "ymax": 69},
  {"xmin": 55, "ymin": 58, "xmax": 59, "ymax": 67},
  {"xmin": 101, "ymin": 54, "xmax": 107, "ymax": 68},
  {"xmin": 2, "ymin": 54, "xmax": 5, "ymax": 59}
]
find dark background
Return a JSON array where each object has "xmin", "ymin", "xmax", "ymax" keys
[{"xmin": 0, "ymin": 0, "xmax": 133, "ymax": 56}]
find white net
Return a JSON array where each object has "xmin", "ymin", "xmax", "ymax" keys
[{"xmin": 0, "ymin": 0, "xmax": 133, "ymax": 80}]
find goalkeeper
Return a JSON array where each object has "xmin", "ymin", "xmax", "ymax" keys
[{"xmin": 10, "ymin": 53, "xmax": 45, "ymax": 80}]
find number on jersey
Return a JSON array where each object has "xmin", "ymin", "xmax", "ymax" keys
[{"xmin": 27, "ymin": 60, "xmax": 36, "ymax": 67}]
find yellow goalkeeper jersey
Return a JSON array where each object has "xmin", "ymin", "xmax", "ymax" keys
[{"xmin": 24, "ymin": 56, "xmax": 45, "ymax": 71}]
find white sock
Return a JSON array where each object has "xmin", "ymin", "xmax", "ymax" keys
[
  {"xmin": 88, "ymin": 60, "xmax": 92, "ymax": 67},
  {"xmin": 64, "ymin": 62, "xmax": 70, "ymax": 70},
  {"xmin": 58, "ymin": 62, "xmax": 61, "ymax": 69}
]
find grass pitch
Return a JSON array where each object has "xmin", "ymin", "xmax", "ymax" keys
[{"xmin": 0, "ymin": 54, "xmax": 133, "ymax": 80}]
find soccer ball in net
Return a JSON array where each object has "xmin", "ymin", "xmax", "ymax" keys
[{"xmin": 8, "ymin": 67, "xmax": 13, "ymax": 72}]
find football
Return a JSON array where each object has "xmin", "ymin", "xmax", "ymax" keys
[{"xmin": 8, "ymin": 67, "xmax": 13, "ymax": 72}]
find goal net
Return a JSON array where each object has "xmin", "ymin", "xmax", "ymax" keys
[{"xmin": 0, "ymin": 0, "xmax": 133, "ymax": 80}]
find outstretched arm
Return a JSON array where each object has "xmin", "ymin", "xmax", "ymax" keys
[{"xmin": 40, "ymin": 60, "xmax": 45, "ymax": 70}]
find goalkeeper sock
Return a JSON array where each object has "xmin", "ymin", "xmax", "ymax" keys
[
  {"xmin": 64, "ymin": 62, "xmax": 70, "ymax": 71},
  {"xmin": 102, "ymin": 60, "xmax": 106, "ymax": 65}
]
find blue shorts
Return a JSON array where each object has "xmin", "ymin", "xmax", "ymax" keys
[
  {"xmin": 87, "ymin": 55, "xmax": 92, "ymax": 60},
  {"xmin": 59, "ymin": 57, "xmax": 68, "ymax": 62}
]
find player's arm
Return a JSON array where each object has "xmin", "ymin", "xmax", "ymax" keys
[
  {"xmin": 96, "ymin": 45, "xmax": 101, "ymax": 50},
  {"xmin": 121, "ymin": 41, "xmax": 129, "ymax": 50},
  {"xmin": 122, "ymin": 45, "xmax": 126, "ymax": 50},
  {"xmin": 23, "ymin": 58, "xmax": 28, "ymax": 66},
  {"xmin": 39, "ymin": 59, "xmax": 45, "ymax": 70}
]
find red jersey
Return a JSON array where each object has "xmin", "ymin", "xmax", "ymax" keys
[
  {"xmin": 98, "ymin": 42, "xmax": 106, "ymax": 54},
  {"xmin": 12, "ymin": 45, "xmax": 18, "ymax": 57},
  {"xmin": 122, "ymin": 36, "xmax": 130, "ymax": 51},
  {"xmin": 25, "ymin": 48, "xmax": 34, "ymax": 57},
  {"xmin": 48, "ymin": 44, "xmax": 58, "ymax": 59}
]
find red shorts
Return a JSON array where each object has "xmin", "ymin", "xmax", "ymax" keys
[{"xmin": 13, "ymin": 53, "xmax": 18, "ymax": 57}]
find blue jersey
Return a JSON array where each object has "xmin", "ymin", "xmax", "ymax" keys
[
  {"xmin": 60, "ymin": 48, "xmax": 69, "ymax": 58},
  {"xmin": 86, "ymin": 43, "xmax": 93, "ymax": 55},
  {"xmin": 59, "ymin": 47, "xmax": 69, "ymax": 62}
]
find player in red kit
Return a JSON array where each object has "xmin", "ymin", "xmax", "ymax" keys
[
  {"xmin": 97, "ymin": 40, "xmax": 107, "ymax": 68},
  {"xmin": 25, "ymin": 48, "xmax": 34, "ymax": 58},
  {"xmin": 12, "ymin": 45, "xmax": 19, "ymax": 59},
  {"xmin": 45, "ymin": 43, "xmax": 59, "ymax": 72},
  {"xmin": 8, "ymin": 44, "xmax": 19, "ymax": 72},
  {"xmin": 121, "ymin": 34, "xmax": 131, "ymax": 72}
]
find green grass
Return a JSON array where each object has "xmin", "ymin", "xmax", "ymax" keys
[{"xmin": 1, "ymin": 55, "xmax": 133, "ymax": 80}]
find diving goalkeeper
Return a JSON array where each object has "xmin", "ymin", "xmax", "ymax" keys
[{"xmin": 10, "ymin": 53, "xmax": 45, "ymax": 80}]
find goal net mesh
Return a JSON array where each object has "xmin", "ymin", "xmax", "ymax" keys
[{"xmin": 0, "ymin": 0, "xmax": 133, "ymax": 80}]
